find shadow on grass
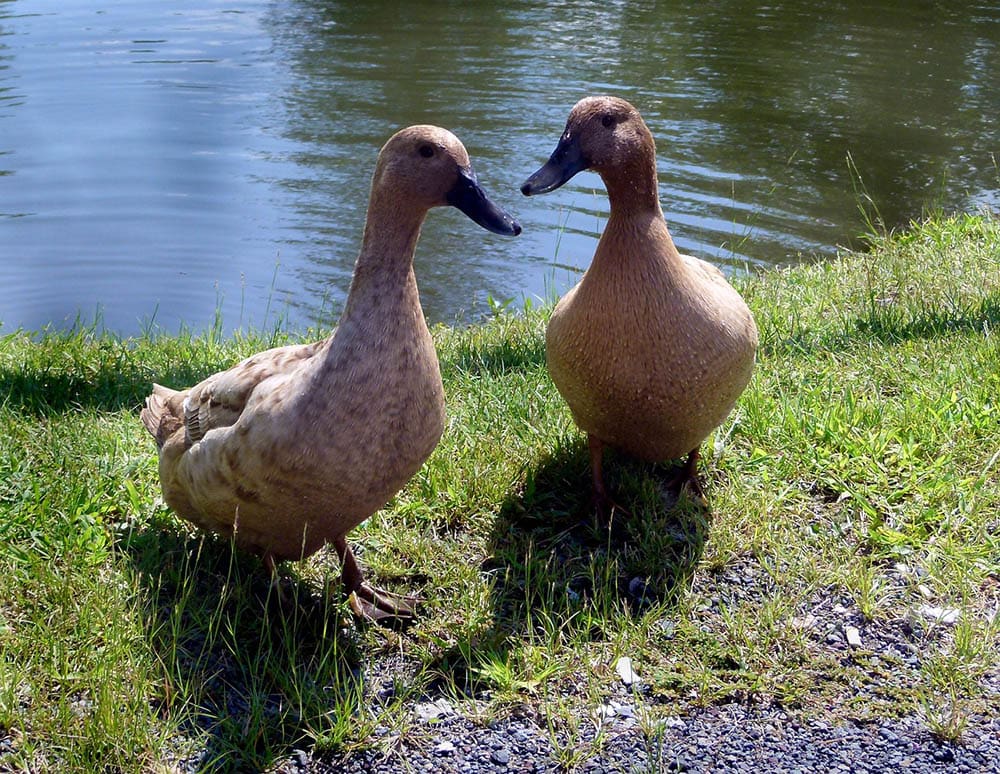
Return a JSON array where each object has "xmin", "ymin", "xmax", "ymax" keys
[
  {"xmin": 852, "ymin": 292, "xmax": 1000, "ymax": 343},
  {"xmin": 0, "ymin": 357, "xmax": 231, "ymax": 417},
  {"xmin": 0, "ymin": 326, "xmax": 294, "ymax": 416},
  {"xmin": 119, "ymin": 521, "xmax": 363, "ymax": 773},
  {"xmin": 431, "ymin": 436, "xmax": 711, "ymax": 694},
  {"xmin": 760, "ymin": 292, "xmax": 1000, "ymax": 358},
  {"xmin": 0, "ymin": 363, "xmax": 151, "ymax": 415}
]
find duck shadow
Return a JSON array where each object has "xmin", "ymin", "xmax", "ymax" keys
[
  {"xmin": 0, "ymin": 360, "xmax": 148, "ymax": 415},
  {"xmin": 119, "ymin": 520, "xmax": 360, "ymax": 773},
  {"xmin": 432, "ymin": 437, "xmax": 712, "ymax": 692}
]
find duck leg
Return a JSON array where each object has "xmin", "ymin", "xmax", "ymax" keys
[
  {"xmin": 668, "ymin": 447, "xmax": 706, "ymax": 501},
  {"xmin": 332, "ymin": 535, "xmax": 419, "ymax": 624},
  {"xmin": 588, "ymin": 434, "xmax": 631, "ymax": 526},
  {"xmin": 262, "ymin": 551, "xmax": 295, "ymax": 610}
]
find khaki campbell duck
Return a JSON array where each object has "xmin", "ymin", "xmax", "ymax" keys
[
  {"xmin": 521, "ymin": 96, "xmax": 757, "ymax": 514},
  {"xmin": 141, "ymin": 125, "xmax": 520, "ymax": 622}
]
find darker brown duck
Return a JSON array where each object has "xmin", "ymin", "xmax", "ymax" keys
[{"xmin": 522, "ymin": 96, "xmax": 758, "ymax": 515}]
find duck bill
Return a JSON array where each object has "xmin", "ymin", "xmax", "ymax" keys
[
  {"xmin": 520, "ymin": 133, "xmax": 588, "ymax": 196},
  {"xmin": 446, "ymin": 168, "xmax": 522, "ymax": 236}
]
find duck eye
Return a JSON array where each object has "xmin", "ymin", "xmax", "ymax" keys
[
  {"xmin": 419, "ymin": 144, "xmax": 435, "ymax": 158},
  {"xmin": 601, "ymin": 114, "xmax": 615, "ymax": 128}
]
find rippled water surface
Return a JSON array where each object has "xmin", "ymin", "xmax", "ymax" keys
[{"xmin": 1, "ymin": 0, "xmax": 998, "ymax": 334}]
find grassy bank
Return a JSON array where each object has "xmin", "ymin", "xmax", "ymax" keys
[{"xmin": 1, "ymin": 214, "xmax": 998, "ymax": 771}]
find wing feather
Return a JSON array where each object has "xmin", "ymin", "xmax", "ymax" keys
[
  {"xmin": 142, "ymin": 340, "xmax": 324, "ymax": 447},
  {"xmin": 182, "ymin": 340, "xmax": 323, "ymax": 443}
]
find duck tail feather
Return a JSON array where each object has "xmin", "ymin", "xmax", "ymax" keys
[{"xmin": 141, "ymin": 383, "xmax": 183, "ymax": 447}]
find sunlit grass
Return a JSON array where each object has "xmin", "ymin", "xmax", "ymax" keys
[{"xmin": 1, "ymin": 213, "xmax": 998, "ymax": 769}]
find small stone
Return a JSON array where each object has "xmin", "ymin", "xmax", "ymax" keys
[
  {"xmin": 833, "ymin": 603, "xmax": 848, "ymax": 614},
  {"xmin": 434, "ymin": 741, "xmax": 455, "ymax": 756},
  {"xmin": 414, "ymin": 697, "xmax": 453, "ymax": 722},
  {"xmin": 292, "ymin": 749, "xmax": 309, "ymax": 769},
  {"xmin": 491, "ymin": 748, "xmax": 510, "ymax": 765},
  {"xmin": 893, "ymin": 563, "xmax": 911, "ymax": 577},
  {"xmin": 790, "ymin": 614, "xmax": 818, "ymax": 630},
  {"xmin": 615, "ymin": 656, "xmax": 641, "ymax": 686},
  {"xmin": 933, "ymin": 747, "xmax": 955, "ymax": 763},
  {"xmin": 916, "ymin": 605, "xmax": 960, "ymax": 624},
  {"xmin": 917, "ymin": 584, "xmax": 934, "ymax": 600},
  {"xmin": 70, "ymin": 696, "xmax": 93, "ymax": 718},
  {"xmin": 844, "ymin": 626, "xmax": 862, "ymax": 648},
  {"xmin": 628, "ymin": 576, "xmax": 649, "ymax": 597},
  {"xmin": 656, "ymin": 619, "xmax": 676, "ymax": 639}
]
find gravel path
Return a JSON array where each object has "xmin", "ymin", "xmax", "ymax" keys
[
  {"xmin": 297, "ymin": 704, "xmax": 999, "ymax": 773},
  {"xmin": 10, "ymin": 552, "xmax": 992, "ymax": 773},
  {"xmin": 288, "ymin": 556, "xmax": 1000, "ymax": 773}
]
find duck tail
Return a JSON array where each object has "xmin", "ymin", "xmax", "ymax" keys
[{"xmin": 141, "ymin": 383, "xmax": 184, "ymax": 448}]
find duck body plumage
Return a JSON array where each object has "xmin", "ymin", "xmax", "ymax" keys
[
  {"xmin": 147, "ymin": 295, "xmax": 445, "ymax": 561},
  {"xmin": 142, "ymin": 124, "xmax": 520, "ymax": 618},
  {"xmin": 546, "ymin": 213, "xmax": 757, "ymax": 463}
]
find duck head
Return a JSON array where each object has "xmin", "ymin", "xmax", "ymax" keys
[
  {"xmin": 521, "ymin": 96, "xmax": 653, "ymax": 196},
  {"xmin": 375, "ymin": 125, "xmax": 521, "ymax": 236}
]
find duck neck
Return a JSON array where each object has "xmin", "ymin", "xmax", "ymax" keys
[
  {"xmin": 316, "ymin": 191, "xmax": 430, "ymax": 370},
  {"xmin": 341, "ymin": 190, "xmax": 427, "ymax": 324},
  {"xmin": 602, "ymin": 159, "xmax": 661, "ymax": 218},
  {"xmin": 594, "ymin": 152, "xmax": 686, "ymax": 280}
]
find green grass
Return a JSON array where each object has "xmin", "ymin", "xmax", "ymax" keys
[{"xmin": 1, "ymin": 213, "xmax": 998, "ymax": 770}]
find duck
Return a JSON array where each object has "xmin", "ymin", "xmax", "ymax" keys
[
  {"xmin": 141, "ymin": 125, "xmax": 521, "ymax": 622},
  {"xmin": 521, "ymin": 96, "xmax": 758, "ymax": 515}
]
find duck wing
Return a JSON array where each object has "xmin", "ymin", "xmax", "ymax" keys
[
  {"xmin": 679, "ymin": 252, "xmax": 729, "ymax": 286},
  {"xmin": 141, "ymin": 340, "xmax": 324, "ymax": 449},
  {"xmin": 183, "ymin": 340, "xmax": 325, "ymax": 443}
]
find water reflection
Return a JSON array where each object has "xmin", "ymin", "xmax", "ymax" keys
[
  {"xmin": 259, "ymin": 0, "xmax": 536, "ymax": 327},
  {"xmin": 0, "ymin": 0, "xmax": 997, "ymax": 334}
]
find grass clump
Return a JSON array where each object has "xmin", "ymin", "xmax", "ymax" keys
[{"xmin": 1, "ymin": 212, "xmax": 998, "ymax": 769}]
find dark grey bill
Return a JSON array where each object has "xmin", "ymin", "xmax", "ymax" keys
[
  {"xmin": 446, "ymin": 168, "xmax": 522, "ymax": 236},
  {"xmin": 520, "ymin": 132, "xmax": 588, "ymax": 196}
]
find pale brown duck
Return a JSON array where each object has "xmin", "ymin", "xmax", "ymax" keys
[
  {"xmin": 141, "ymin": 125, "xmax": 520, "ymax": 622},
  {"xmin": 521, "ymin": 96, "xmax": 758, "ymax": 514}
]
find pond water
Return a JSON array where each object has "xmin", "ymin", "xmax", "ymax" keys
[{"xmin": 2, "ymin": 0, "xmax": 998, "ymax": 335}]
